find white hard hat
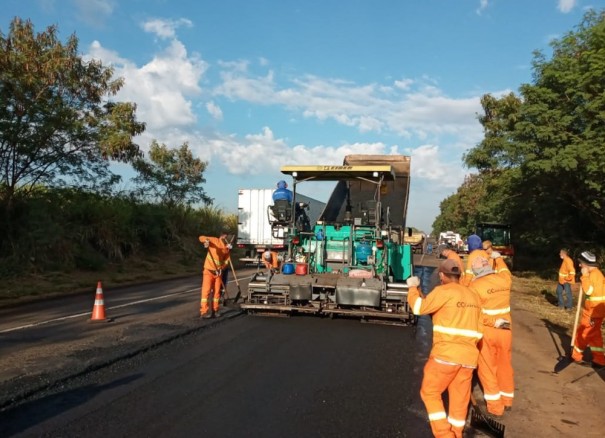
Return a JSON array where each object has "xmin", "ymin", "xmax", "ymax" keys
[{"xmin": 263, "ymin": 251, "xmax": 272, "ymax": 260}]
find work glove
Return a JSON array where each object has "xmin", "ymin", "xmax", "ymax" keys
[
  {"xmin": 495, "ymin": 318, "xmax": 510, "ymax": 329},
  {"xmin": 406, "ymin": 276, "xmax": 420, "ymax": 287},
  {"xmin": 490, "ymin": 251, "xmax": 502, "ymax": 259},
  {"xmin": 226, "ymin": 244, "xmax": 233, "ymax": 250},
  {"xmin": 203, "ymin": 240, "xmax": 210, "ymax": 249}
]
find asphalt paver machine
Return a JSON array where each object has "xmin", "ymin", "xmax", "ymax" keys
[{"xmin": 241, "ymin": 155, "xmax": 415, "ymax": 325}]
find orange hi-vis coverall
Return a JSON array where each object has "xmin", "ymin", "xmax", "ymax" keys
[
  {"xmin": 199, "ymin": 235, "xmax": 231, "ymax": 316},
  {"xmin": 469, "ymin": 257, "xmax": 514, "ymax": 415},
  {"xmin": 262, "ymin": 250, "xmax": 280, "ymax": 271},
  {"xmin": 558, "ymin": 255, "xmax": 576, "ymax": 285},
  {"xmin": 408, "ymin": 283, "xmax": 482, "ymax": 438},
  {"xmin": 572, "ymin": 268, "xmax": 605, "ymax": 366},
  {"xmin": 461, "ymin": 249, "xmax": 489, "ymax": 286}
]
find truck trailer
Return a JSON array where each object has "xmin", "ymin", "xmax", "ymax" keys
[
  {"xmin": 236, "ymin": 189, "xmax": 325, "ymax": 263},
  {"xmin": 240, "ymin": 154, "xmax": 415, "ymax": 325}
]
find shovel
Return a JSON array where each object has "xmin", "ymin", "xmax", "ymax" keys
[
  {"xmin": 227, "ymin": 257, "xmax": 243, "ymax": 305},
  {"xmin": 469, "ymin": 392, "xmax": 505, "ymax": 438}
]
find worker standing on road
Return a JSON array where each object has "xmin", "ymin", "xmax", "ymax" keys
[
  {"xmin": 469, "ymin": 252, "xmax": 514, "ymax": 416},
  {"xmin": 199, "ymin": 229, "xmax": 232, "ymax": 319},
  {"xmin": 407, "ymin": 259, "xmax": 482, "ymax": 438},
  {"xmin": 556, "ymin": 248, "xmax": 575, "ymax": 311},
  {"xmin": 440, "ymin": 245, "xmax": 464, "ymax": 281},
  {"xmin": 571, "ymin": 251, "xmax": 605, "ymax": 367},
  {"xmin": 461, "ymin": 234, "xmax": 490, "ymax": 286}
]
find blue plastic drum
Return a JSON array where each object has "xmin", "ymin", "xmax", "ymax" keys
[
  {"xmin": 282, "ymin": 263, "xmax": 295, "ymax": 275},
  {"xmin": 355, "ymin": 242, "xmax": 372, "ymax": 263}
]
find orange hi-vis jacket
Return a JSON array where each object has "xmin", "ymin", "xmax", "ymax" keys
[
  {"xmin": 581, "ymin": 268, "xmax": 605, "ymax": 319},
  {"xmin": 558, "ymin": 255, "xmax": 576, "ymax": 285},
  {"xmin": 461, "ymin": 249, "xmax": 490, "ymax": 286},
  {"xmin": 469, "ymin": 257, "xmax": 512, "ymax": 328},
  {"xmin": 199, "ymin": 235, "xmax": 230, "ymax": 272},
  {"xmin": 408, "ymin": 282, "xmax": 482, "ymax": 367}
]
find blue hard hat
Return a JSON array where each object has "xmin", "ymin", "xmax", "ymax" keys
[
  {"xmin": 277, "ymin": 180, "xmax": 287, "ymax": 189},
  {"xmin": 467, "ymin": 234, "xmax": 482, "ymax": 251}
]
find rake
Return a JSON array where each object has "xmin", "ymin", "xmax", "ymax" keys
[{"xmin": 469, "ymin": 393, "xmax": 505, "ymax": 438}]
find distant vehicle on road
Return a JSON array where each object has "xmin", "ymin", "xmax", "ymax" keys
[{"xmin": 476, "ymin": 222, "xmax": 514, "ymax": 269}]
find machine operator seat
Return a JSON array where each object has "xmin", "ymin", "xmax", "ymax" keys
[{"xmin": 270, "ymin": 199, "xmax": 292, "ymax": 223}]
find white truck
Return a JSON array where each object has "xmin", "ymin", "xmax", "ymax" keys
[
  {"xmin": 438, "ymin": 230, "xmax": 463, "ymax": 251},
  {"xmin": 236, "ymin": 189, "xmax": 325, "ymax": 263}
]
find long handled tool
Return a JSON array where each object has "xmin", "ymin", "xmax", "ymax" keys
[
  {"xmin": 227, "ymin": 257, "xmax": 243, "ymax": 304},
  {"xmin": 570, "ymin": 286, "xmax": 583, "ymax": 350},
  {"xmin": 469, "ymin": 392, "xmax": 505, "ymax": 438}
]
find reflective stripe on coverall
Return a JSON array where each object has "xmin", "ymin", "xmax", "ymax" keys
[
  {"xmin": 572, "ymin": 268, "xmax": 605, "ymax": 366},
  {"xmin": 408, "ymin": 282, "xmax": 482, "ymax": 438},
  {"xmin": 558, "ymin": 255, "xmax": 576, "ymax": 284},
  {"xmin": 469, "ymin": 257, "xmax": 514, "ymax": 415},
  {"xmin": 461, "ymin": 249, "xmax": 489, "ymax": 286},
  {"xmin": 199, "ymin": 235, "xmax": 230, "ymax": 315}
]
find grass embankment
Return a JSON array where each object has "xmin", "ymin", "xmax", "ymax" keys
[{"xmin": 0, "ymin": 252, "xmax": 202, "ymax": 306}]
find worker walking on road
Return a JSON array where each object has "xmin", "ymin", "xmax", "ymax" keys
[
  {"xmin": 556, "ymin": 248, "xmax": 575, "ymax": 310},
  {"xmin": 407, "ymin": 259, "xmax": 482, "ymax": 438},
  {"xmin": 468, "ymin": 252, "xmax": 514, "ymax": 416},
  {"xmin": 199, "ymin": 229, "xmax": 232, "ymax": 319},
  {"xmin": 571, "ymin": 251, "xmax": 605, "ymax": 367},
  {"xmin": 461, "ymin": 234, "xmax": 490, "ymax": 286}
]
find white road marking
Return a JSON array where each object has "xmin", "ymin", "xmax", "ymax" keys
[{"xmin": 0, "ymin": 275, "xmax": 252, "ymax": 334}]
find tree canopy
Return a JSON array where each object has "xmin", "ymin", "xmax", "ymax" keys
[
  {"xmin": 0, "ymin": 18, "xmax": 145, "ymax": 207},
  {"xmin": 432, "ymin": 10, "xmax": 605, "ymax": 266},
  {"xmin": 132, "ymin": 140, "xmax": 212, "ymax": 207}
]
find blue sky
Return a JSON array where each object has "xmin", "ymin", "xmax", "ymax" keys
[{"xmin": 2, "ymin": 0, "xmax": 602, "ymax": 232}]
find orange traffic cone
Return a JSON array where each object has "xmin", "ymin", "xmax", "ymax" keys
[{"xmin": 90, "ymin": 281, "xmax": 111, "ymax": 322}]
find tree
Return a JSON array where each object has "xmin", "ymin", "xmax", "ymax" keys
[
  {"xmin": 435, "ymin": 10, "xmax": 605, "ymax": 263},
  {"xmin": 132, "ymin": 140, "xmax": 212, "ymax": 207},
  {"xmin": 0, "ymin": 18, "xmax": 145, "ymax": 208}
]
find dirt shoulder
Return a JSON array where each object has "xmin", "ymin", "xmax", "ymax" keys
[{"xmin": 488, "ymin": 276, "xmax": 605, "ymax": 437}]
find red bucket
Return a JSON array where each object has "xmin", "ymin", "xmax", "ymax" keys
[{"xmin": 295, "ymin": 263, "xmax": 308, "ymax": 275}]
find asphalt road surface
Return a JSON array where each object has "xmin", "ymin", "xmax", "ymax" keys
[{"xmin": 0, "ymin": 267, "xmax": 439, "ymax": 438}]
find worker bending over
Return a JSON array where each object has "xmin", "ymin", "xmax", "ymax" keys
[
  {"xmin": 262, "ymin": 249, "xmax": 280, "ymax": 273},
  {"xmin": 407, "ymin": 259, "xmax": 482, "ymax": 438},
  {"xmin": 199, "ymin": 229, "xmax": 232, "ymax": 319},
  {"xmin": 469, "ymin": 252, "xmax": 514, "ymax": 416}
]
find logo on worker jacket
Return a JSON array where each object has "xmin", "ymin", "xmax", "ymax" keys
[
  {"xmin": 456, "ymin": 301, "xmax": 480, "ymax": 309},
  {"xmin": 486, "ymin": 287, "xmax": 509, "ymax": 295}
]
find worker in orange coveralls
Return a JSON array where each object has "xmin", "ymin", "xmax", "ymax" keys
[
  {"xmin": 440, "ymin": 245, "xmax": 464, "ymax": 280},
  {"xmin": 468, "ymin": 252, "xmax": 514, "ymax": 416},
  {"xmin": 556, "ymin": 248, "xmax": 576, "ymax": 310},
  {"xmin": 461, "ymin": 234, "xmax": 489, "ymax": 286},
  {"xmin": 262, "ymin": 249, "xmax": 280, "ymax": 273},
  {"xmin": 199, "ymin": 229, "xmax": 232, "ymax": 319},
  {"xmin": 571, "ymin": 251, "xmax": 605, "ymax": 367},
  {"xmin": 407, "ymin": 259, "xmax": 482, "ymax": 438}
]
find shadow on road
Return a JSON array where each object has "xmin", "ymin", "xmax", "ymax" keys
[{"xmin": 0, "ymin": 373, "xmax": 143, "ymax": 436}]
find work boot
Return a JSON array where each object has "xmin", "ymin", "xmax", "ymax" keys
[
  {"xmin": 213, "ymin": 310, "xmax": 222, "ymax": 318},
  {"xmin": 201, "ymin": 312, "xmax": 213, "ymax": 319}
]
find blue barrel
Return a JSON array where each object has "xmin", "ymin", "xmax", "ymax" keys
[
  {"xmin": 282, "ymin": 263, "xmax": 295, "ymax": 275},
  {"xmin": 355, "ymin": 242, "xmax": 372, "ymax": 263}
]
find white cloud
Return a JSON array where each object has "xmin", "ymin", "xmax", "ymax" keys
[
  {"xmin": 73, "ymin": 0, "xmax": 114, "ymax": 27},
  {"xmin": 558, "ymin": 0, "xmax": 577, "ymax": 13},
  {"xmin": 142, "ymin": 18, "xmax": 193, "ymax": 39},
  {"xmin": 214, "ymin": 69, "xmax": 483, "ymax": 141},
  {"xmin": 206, "ymin": 101, "xmax": 223, "ymax": 120},
  {"xmin": 410, "ymin": 144, "xmax": 466, "ymax": 188},
  {"xmin": 88, "ymin": 37, "xmax": 207, "ymax": 131},
  {"xmin": 476, "ymin": 0, "xmax": 489, "ymax": 15}
]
